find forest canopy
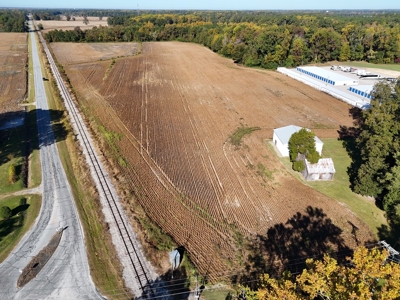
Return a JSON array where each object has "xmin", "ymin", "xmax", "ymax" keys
[
  {"xmin": 43, "ymin": 10, "xmax": 400, "ymax": 68},
  {"xmin": 0, "ymin": 10, "xmax": 28, "ymax": 32}
]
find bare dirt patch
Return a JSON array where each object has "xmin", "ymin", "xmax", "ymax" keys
[
  {"xmin": 17, "ymin": 231, "xmax": 62, "ymax": 288},
  {"xmin": 52, "ymin": 41, "xmax": 375, "ymax": 279},
  {"xmin": 0, "ymin": 33, "xmax": 27, "ymax": 118}
]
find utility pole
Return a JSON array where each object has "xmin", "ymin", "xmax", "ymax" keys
[
  {"xmin": 238, "ymin": 290, "xmax": 246, "ymax": 300},
  {"xmin": 194, "ymin": 275, "xmax": 200, "ymax": 299}
]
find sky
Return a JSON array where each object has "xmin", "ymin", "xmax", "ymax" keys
[{"xmin": 2, "ymin": 0, "xmax": 400, "ymax": 10}]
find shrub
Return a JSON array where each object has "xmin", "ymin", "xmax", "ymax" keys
[
  {"xmin": 8, "ymin": 164, "xmax": 17, "ymax": 184},
  {"xmin": 0, "ymin": 206, "xmax": 12, "ymax": 220},
  {"xmin": 293, "ymin": 160, "xmax": 305, "ymax": 172},
  {"xmin": 19, "ymin": 197, "xmax": 27, "ymax": 206},
  {"xmin": 229, "ymin": 125, "xmax": 261, "ymax": 147}
]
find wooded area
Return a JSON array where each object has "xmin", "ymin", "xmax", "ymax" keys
[
  {"xmin": 0, "ymin": 10, "xmax": 27, "ymax": 32},
  {"xmin": 348, "ymin": 81, "xmax": 400, "ymax": 226},
  {"xmin": 44, "ymin": 11, "xmax": 400, "ymax": 68}
]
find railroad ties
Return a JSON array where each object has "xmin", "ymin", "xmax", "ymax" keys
[{"xmin": 34, "ymin": 24, "xmax": 164, "ymax": 299}]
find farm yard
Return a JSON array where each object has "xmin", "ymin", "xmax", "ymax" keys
[
  {"xmin": 0, "ymin": 33, "xmax": 27, "ymax": 118},
  {"xmin": 51, "ymin": 41, "xmax": 376, "ymax": 279}
]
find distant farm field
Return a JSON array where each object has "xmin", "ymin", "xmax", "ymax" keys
[
  {"xmin": 40, "ymin": 16, "xmax": 108, "ymax": 34},
  {"xmin": 51, "ymin": 42, "xmax": 139, "ymax": 65},
  {"xmin": 0, "ymin": 33, "xmax": 27, "ymax": 117},
  {"xmin": 51, "ymin": 41, "xmax": 376, "ymax": 278}
]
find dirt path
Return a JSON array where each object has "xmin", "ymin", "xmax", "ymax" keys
[{"xmin": 0, "ymin": 185, "xmax": 42, "ymax": 201}]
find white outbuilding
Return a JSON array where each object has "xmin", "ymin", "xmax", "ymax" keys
[
  {"xmin": 302, "ymin": 158, "xmax": 336, "ymax": 181},
  {"xmin": 273, "ymin": 125, "xmax": 323, "ymax": 157}
]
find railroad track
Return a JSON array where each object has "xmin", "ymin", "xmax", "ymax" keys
[{"xmin": 34, "ymin": 26, "xmax": 164, "ymax": 299}]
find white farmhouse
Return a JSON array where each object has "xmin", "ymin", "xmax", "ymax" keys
[{"xmin": 272, "ymin": 125, "xmax": 323, "ymax": 157}]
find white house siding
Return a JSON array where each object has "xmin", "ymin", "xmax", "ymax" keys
[{"xmin": 273, "ymin": 125, "xmax": 323, "ymax": 157}]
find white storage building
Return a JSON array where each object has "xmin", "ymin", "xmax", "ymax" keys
[
  {"xmin": 296, "ymin": 66, "xmax": 359, "ymax": 86},
  {"xmin": 302, "ymin": 158, "xmax": 336, "ymax": 181},
  {"xmin": 348, "ymin": 85, "xmax": 374, "ymax": 99},
  {"xmin": 273, "ymin": 125, "xmax": 323, "ymax": 157}
]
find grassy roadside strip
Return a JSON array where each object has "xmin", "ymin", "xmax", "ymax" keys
[
  {"xmin": 36, "ymin": 34, "xmax": 129, "ymax": 299},
  {"xmin": 0, "ymin": 194, "xmax": 42, "ymax": 263},
  {"xmin": 267, "ymin": 138, "xmax": 386, "ymax": 237},
  {"xmin": 27, "ymin": 32, "xmax": 41, "ymax": 188}
]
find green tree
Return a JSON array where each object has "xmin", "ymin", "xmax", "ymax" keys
[
  {"xmin": 231, "ymin": 43, "xmax": 246, "ymax": 63},
  {"xmin": 339, "ymin": 42, "xmax": 351, "ymax": 61},
  {"xmin": 288, "ymin": 128, "xmax": 320, "ymax": 172},
  {"xmin": 290, "ymin": 37, "xmax": 306, "ymax": 66},
  {"xmin": 0, "ymin": 206, "xmax": 12, "ymax": 220},
  {"xmin": 310, "ymin": 28, "xmax": 341, "ymax": 62},
  {"xmin": 353, "ymin": 82, "xmax": 400, "ymax": 198},
  {"xmin": 380, "ymin": 148, "xmax": 400, "ymax": 223}
]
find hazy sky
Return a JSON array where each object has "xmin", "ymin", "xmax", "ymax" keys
[{"xmin": 2, "ymin": 0, "xmax": 400, "ymax": 10}]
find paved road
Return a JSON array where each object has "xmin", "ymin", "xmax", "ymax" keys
[{"xmin": 0, "ymin": 20, "xmax": 103, "ymax": 300}]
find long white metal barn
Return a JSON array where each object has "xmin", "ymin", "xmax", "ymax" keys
[
  {"xmin": 296, "ymin": 66, "xmax": 359, "ymax": 86},
  {"xmin": 273, "ymin": 125, "xmax": 323, "ymax": 157},
  {"xmin": 348, "ymin": 85, "xmax": 374, "ymax": 99}
]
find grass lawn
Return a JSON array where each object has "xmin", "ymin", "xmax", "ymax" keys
[
  {"xmin": 0, "ymin": 126, "xmax": 27, "ymax": 194},
  {"xmin": 273, "ymin": 138, "xmax": 387, "ymax": 237},
  {"xmin": 345, "ymin": 61, "xmax": 400, "ymax": 73},
  {"xmin": 0, "ymin": 194, "xmax": 41, "ymax": 263},
  {"xmin": 201, "ymin": 287, "xmax": 236, "ymax": 300},
  {"xmin": 27, "ymin": 33, "xmax": 41, "ymax": 188}
]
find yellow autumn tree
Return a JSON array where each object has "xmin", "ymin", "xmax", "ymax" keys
[{"xmin": 257, "ymin": 246, "xmax": 400, "ymax": 300}]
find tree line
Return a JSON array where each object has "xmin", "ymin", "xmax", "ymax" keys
[
  {"xmin": 44, "ymin": 11, "xmax": 400, "ymax": 68},
  {"xmin": 348, "ymin": 81, "xmax": 400, "ymax": 226},
  {"xmin": 0, "ymin": 10, "xmax": 28, "ymax": 32}
]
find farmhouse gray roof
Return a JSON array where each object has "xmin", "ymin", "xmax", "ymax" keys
[{"xmin": 274, "ymin": 125, "xmax": 323, "ymax": 145}]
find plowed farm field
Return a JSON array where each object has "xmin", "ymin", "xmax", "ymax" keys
[
  {"xmin": 0, "ymin": 33, "xmax": 27, "ymax": 117},
  {"xmin": 52, "ymin": 42, "xmax": 375, "ymax": 279}
]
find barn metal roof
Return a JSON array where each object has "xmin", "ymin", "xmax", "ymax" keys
[
  {"xmin": 349, "ymin": 85, "xmax": 374, "ymax": 94},
  {"xmin": 274, "ymin": 125, "xmax": 323, "ymax": 145},
  {"xmin": 298, "ymin": 66, "xmax": 358, "ymax": 84},
  {"xmin": 305, "ymin": 158, "xmax": 336, "ymax": 173}
]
